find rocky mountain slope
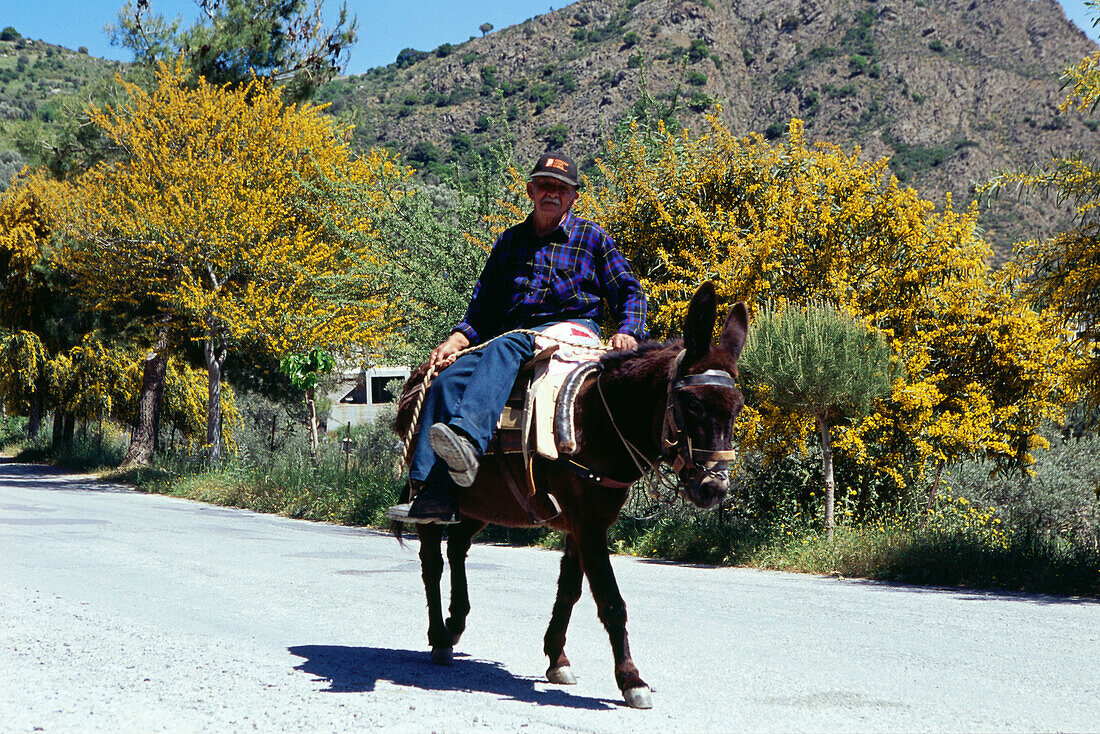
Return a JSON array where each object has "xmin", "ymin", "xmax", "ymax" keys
[
  {"xmin": 321, "ymin": 0, "xmax": 1100, "ymax": 260},
  {"xmin": 2, "ymin": 0, "xmax": 1097, "ymax": 261}
]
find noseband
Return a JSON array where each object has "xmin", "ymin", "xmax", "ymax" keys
[{"xmin": 660, "ymin": 350, "xmax": 740, "ymax": 476}]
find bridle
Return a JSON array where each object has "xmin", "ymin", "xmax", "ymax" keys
[
  {"xmin": 593, "ymin": 347, "xmax": 742, "ymax": 495},
  {"xmin": 659, "ymin": 350, "xmax": 740, "ymax": 479}
]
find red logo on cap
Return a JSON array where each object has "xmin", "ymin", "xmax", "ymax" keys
[{"xmin": 545, "ymin": 158, "xmax": 569, "ymax": 172}]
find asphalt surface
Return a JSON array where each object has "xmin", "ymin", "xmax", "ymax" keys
[{"xmin": 2, "ymin": 461, "xmax": 1100, "ymax": 733}]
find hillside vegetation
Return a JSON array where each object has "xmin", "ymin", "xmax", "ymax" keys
[
  {"xmin": 4, "ymin": 1, "xmax": 1100, "ymax": 259},
  {"xmin": 319, "ymin": 0, "xmax": 1100, "ymax": 260}
]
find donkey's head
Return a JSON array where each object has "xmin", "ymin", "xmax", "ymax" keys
[{"xmin": 663, "ymin": 282, "xmax": 748, "ymax": 509}]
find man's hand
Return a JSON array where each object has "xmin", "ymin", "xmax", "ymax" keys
[
  {"xmin": 608, "ymin": 332, "xmax": 638, "ymax": 352},
  {"xmin": 429, "ymin": 332, "xmax": 471, "ymax": 373}
]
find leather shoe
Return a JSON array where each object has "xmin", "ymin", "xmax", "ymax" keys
[
  {"xmin": 385, "ymin": 484, "xmax": 460, "ymax": 524},
  {"xmin": 429, "ymin": 423, "xmax": 480, "ymax": 487}
]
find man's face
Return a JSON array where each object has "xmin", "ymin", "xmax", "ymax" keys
[{"xmin": 527, "ymin": 177, "xmax": 578, "ymax": 224}]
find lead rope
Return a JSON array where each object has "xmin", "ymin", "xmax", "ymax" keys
[
  {"xmin": 595, "ymin": 372, "xmax": 680, "ymax": 501},
  {"xmin": 399, "ymin": 328, "xmax": 613, "ymax": 465}
]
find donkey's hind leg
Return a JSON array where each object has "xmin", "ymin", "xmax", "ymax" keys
[
  {"xmin": 416, "ymin": 524, "xmax": 453, "ymax": 665},
  {"xmin": 543, "ymin": 532, "xmax": 582, "ymax": 685},
  {"xmin": 443, "ymin": 518, "xmax": 485, "ymax": 650}
]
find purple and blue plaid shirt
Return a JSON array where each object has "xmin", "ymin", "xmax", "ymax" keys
[{"xmin": 454, "ymin": 211, "xmax": 647, "ymax": 344}]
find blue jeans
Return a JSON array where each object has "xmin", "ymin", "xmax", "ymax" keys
[{"xmin": 409, "ymin": 320, "xmax": 598, "ymax": 490}]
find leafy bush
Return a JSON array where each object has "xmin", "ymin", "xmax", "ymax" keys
[
  {"xmin": 688, "ymin": 38, "xmax": 710, "ymax": 63},
  {"xmin": 537, "ymin": 124, "xmax": 569, "ymax": 148},
  {"xmin": 947, "ymin": 431, "xmax": 1100, "ymax": 553},
  {"xmin": 396, "ymin": 48, "xmax": 429, "ymax": 68}
]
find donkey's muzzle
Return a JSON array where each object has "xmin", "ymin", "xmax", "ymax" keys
[{"xmin": 683, "ymin": 461, "xmax": 730, "ymax": 509}]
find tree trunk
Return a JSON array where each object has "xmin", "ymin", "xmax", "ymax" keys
[
  {"xmin": 27, "ymin": 394, "xmax": 41, "ymax": 438},
  {"xmin": 203, "ymin": 333, "xmax": 227, "ymax": 467},
  {"xmin": 307, "ymin": 388, "xmax": 319, "ymax": 458},
  {"xmin": 63, "ymin": 412, "xmax": 75, "ymax": 443},
  {"xmin": 52, "ymin": 411, "xmax": 64, "ymax": 447},
  {"xmin": 817, "ymin": 412, "xmax": 835, "ymax": 542},
  {"xmin": 919, "ymin": 460, "xmax": 947, "ymax": 530},
  {"xmin": 122, "ymin": 327, "xmax": 169, "ymax": 468}
]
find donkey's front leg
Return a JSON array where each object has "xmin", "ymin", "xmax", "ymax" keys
[
  {"xmin": 416, "ymin": 524, "xmax": 452, "ymax": 665},
  {"xmin": 543, "ymin": 532, "xmax": 582, "ymax": 685},
  {"xmin": 443, "ymin": 518, "xmax": 485, "ymax": 652},
  {"xmin": 576, "ymin": 529, "xmax": 652, "ymax": 709}
]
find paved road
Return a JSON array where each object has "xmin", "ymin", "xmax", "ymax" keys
[{"xmin": 2, "ymin": 462, "xmax": 1099, "ymax": 733}]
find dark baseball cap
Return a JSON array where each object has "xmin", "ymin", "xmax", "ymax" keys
[{"xmin": 530, "ymin": 152, "xmax": 580, "ymax": 187}]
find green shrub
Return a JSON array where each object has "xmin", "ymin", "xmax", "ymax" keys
[
  {"xmin": 687, "ymin": 91, "xmax": 712, "ymax": 111},
  {"xmin": 537, "ymin": 124, "xmax": 569, "ymax": 148},
  {"xmin": 408, "ymin": 140, "xmax": 441, "ymax": 164},
  {"xmin": 947, "ymin": 431, "xmax": 1100, "ymax": 553},
  {"xmin": 764, "ymin": 120, "xmax": 787, "ymax": 139},
  {"xmin": 775, "ymin": 67, "xmax": 800, "ymax": 92},
  {"xmin": 686, "ymin": 69, "xmax": 707, "ymax": 86},
  {"xmin": 15, "ymin": 421, "xmax": 129, "ymax": 472},
  {"xmin": 688, "ymin": 38, "xmax": 710, "ymax": 63},
  {"xmin": 395, "ymin": 47, "xmax": 428, "ymax": 68}
]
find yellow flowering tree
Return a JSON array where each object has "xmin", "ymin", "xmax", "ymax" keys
[
  {"xmin": 583, "ymin": 116, "xmax": 1077, "ymax": 504},
  {"xmin": 114, "ymin": 352, "xmax": 239, "ymax": 454},
  {"xmin": 0, "ymin": 171, "xmax": 77, "ymax": 341},
  {"xmin": 52, "ymin": 61, "xmax": 402, "ymax": 464},
  {"xmin": 985, "ymin": 35, "xmax": 1100, "ymax": 409},
  {"xmin": 0, "ymin": 331, "xmax": 49, "ymax": 437}
]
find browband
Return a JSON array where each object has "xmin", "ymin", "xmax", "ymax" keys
[{"xmin": 672, "ymin": 370, "xmax": 738, "ymax": 391}]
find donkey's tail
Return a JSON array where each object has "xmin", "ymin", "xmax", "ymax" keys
[{"xmin": 388, "ymin": 479, "xmax": 412, "ymax": 546}]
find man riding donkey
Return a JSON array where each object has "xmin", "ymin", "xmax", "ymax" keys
[{"xmin": 386, "ymin": 152, "xmax": 647, "ymax": 524}]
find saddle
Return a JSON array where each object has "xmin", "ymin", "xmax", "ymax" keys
[{"xmin": 395, "ymin": 325, "xmax": 605, "ymax": 522}]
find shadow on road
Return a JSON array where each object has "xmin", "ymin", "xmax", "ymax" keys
[
  {"xmin": 288, "ymin": 644, "xmax": 619, "ymax": 710},
  {"xmin": 0, "ymin": 461, "xmax": 134, "ymax": 493}
]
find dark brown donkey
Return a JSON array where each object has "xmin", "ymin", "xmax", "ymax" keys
[{"xmin": 393, "ymin": 281, "xmax": 748, "ymax": 709}]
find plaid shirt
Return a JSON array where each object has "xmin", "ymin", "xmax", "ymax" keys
[{"xmin": 454, "ymin": 211, "xmax": 647, "ymax": 344}]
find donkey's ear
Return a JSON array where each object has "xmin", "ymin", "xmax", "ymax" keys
[
  {"xmin": 684, "ymin": 281, "xmax": 718, "ymax": 361},
  {"xmin": 718, "ymin": 301, "xmax": 749, "ymax": 362}
]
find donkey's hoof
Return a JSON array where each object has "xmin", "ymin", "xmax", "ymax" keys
[
  {"xmin": 623, "ymin": 685, "xmax": 653, "ymax": 709},
  {"xmin": 430, "ymin": 647, "xmax": 454, "ymax": 666},
  {"xmin": 546, "ymin": 665, "xmax": 577, "ymax": 685}
]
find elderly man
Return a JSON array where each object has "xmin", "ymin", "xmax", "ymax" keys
[{"xmin": 387, "ymin": 152, "xmax": 646, "ymax": 524}]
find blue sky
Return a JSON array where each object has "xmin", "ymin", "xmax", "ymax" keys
[{"xmin": 3, "ymin": 0, "xmax": 1098, "ymax": 75}]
